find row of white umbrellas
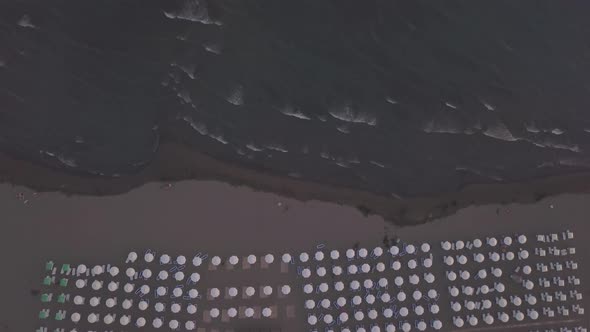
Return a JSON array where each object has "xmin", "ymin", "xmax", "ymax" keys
[
  {"xmin": 442, "ymin": 234, "xmax": 528, "ymax": 251},
  {"xmin": 453, "ymin": 309, "xmax": 539, "ymax": 327},
  {"xmin": 308, "ymin": 317, "xmax": 442, "ymax": 332},
  {"xmin": 206, "ymin": 285, "xmax": 291, "ymax": 298},
  {"xmin": 72, "ymin": 312, "xmax": 198, "ymax": 329},
  {"xmin": 303, "ymin": 288, "xmax": 439, "ymax": 306}
]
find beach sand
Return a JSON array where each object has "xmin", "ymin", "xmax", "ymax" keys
[{"xmin": 0, "ymin": 180, "xmax": 588, "ymax": 331}]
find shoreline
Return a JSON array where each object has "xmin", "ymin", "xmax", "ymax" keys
[{"xmin": 1, "ymin": 141, "xmax": 590, "ymax": 225}]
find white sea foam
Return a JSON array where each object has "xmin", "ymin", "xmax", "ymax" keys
[
  {"xmin": 203, "ymin": 43, "xmax": 222, "ymax": 55},
  {"xmin": 385, "ymin": 97, "xmax": 398, "ymax": 105},
  {"xmin": 172, "ymin": 63, "xmax": 196, "ymax": 79},
  {"xmin": 41, "ymin": 150, "xmax": 77, "ymax": 167},
  {"xmin": 369, "ymin": 160, "xmax": 386, "ymax": 168},
  {"xmin": 279, "ymin": 105, "xmax": 311, "ymax": 120},
  {"xmin": 163, "ymin": 0, "xmax": 221, "ymax": 25},
  {"xmin": 226, "ymin": 85, "xmax": 244, "ymax": 106},
  {"xmin": 550, "ymin": 128, "xmax": 564, "ymax": 135},
  {"xmin": 524, "ymin": 122, "xmax": 540, "ymax": 133},
  {"xmin": 265, "ymin": 144, "xmax": 288, "ymax": 153},
  {"xmin": 483, "ymin": 122, "xmax": 518, "ymax": 142},
  {"xmin": 246, "ymin": 143, "xmax": 264, "ymax": 152},
  {"xmin": 480, "ymin": 99, "xmax": 495, "ymax": 111},
  {"xmin": 335, "ymin": 161, "xmax": 350, "ymax": 168},
  {"xmin": 336, "ymin": 125, "xmax": 350, "ymax": 134},
  {"xmin": 328, "ymin": 104, "xmax": 377, "ymax": 126},
  {"xmin": 584, "ymin": 128, "xmax": 590, "ymax": 133},
  {"xmin": 444, "ymin": 102, "xmax": 458, "ymax": 109},
  {"xmin": 177, "ymin": 89, "xmax": 192, "ymax": 104},
  {"xmin": 422, "ymin": 118, "xmax": 464, "ymax": 134},
  {"xmin": 209, "ymin": 133, "xmax": 228, "ymax": 144},
  {"xmin": 181, "ymin": 116, "xmax": 208, "ymax": 135},
  {"xmin": 17, "ymin": 15, "xmax": 36, "ymax": 28}
]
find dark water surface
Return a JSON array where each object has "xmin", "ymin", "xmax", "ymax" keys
[{"xmin": 2, "ymin": 1, "xmax": 590, "ymax": 196}]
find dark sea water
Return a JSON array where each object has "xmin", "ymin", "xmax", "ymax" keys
[{"xmin": 1, "ymin": 1, "xmax": 590, "ymax": 196}]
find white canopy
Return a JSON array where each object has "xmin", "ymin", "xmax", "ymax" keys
[
  {"xmin": 281, "ymin": 285, "xmax": 291, "ymax": 295},
  {"xmin": 176, "ymin": 255, "xmax": 186, "ymax": 265},
  {"xmin": 91, "ymin": 280, "xmax": 102, "ymax": 290},
  {"xmin": 89, "ymin": 297, "xmax": 100, "ymax": 307},
  {"xmin": 192, "ymin": 256, "xmax": 202, "ymax": 266},
  {"xmin": 103, "ymin": 314, "xmax": 114, "ymax": 324},
  {"xmin": 174, "ymin": 271, "xmax": 184, "ymax": 281},
  {"xmin": 155, "ymin": 302, "xmax": 165, "ymax": 312},
  {"xmin": 160, "ymin": 254, "xmax": 170, "ymax": 264},
  {"xmin": 142, "ymin": 269, "xmax": 152, "ymax": 279},
  {"xmin": 406, "ymin": 244, "xmax": 416, "ymax": 254},
  {"xmin": 153, "ymin": 318, "xmax": 163, "ymax": 328},
  {"xmin": 229, "ymin": 255, "xmax": 239, "ymax": 265},
  {"xmin": 136, "ymin": 317, "xmax": 146, "ymax": 327},
  {"xmin": 158, "ymin": 270, "xmax": 169, "ymax": 280},
  {"xmin": 210, "ymin": 308, "xmax": 220, "ymax": 318},
  {"xmin": 262, "ymin": 307, "xmax": 272, "ymax": 317},
  {"xmin": 77, "ymin": 264, "xmax": 87, "ymax": 274},
  {"xmin": 245, "ymin": 308, "xmax": 254, "ymax": 318},
  {"xmin": 263, "ymin": 286, "xmax": 273, "ymax": 295},
  {"xmin": 211, "ymin": 256, "xmax": 221, "ymax": 266},
  {"xmin": 473, "ymin": 238, "xmax": 482, "ymax": 247},
  {"xmin": 168, "ymin": 320, "xmax": 179, "ymax": 329},
  {"xmin": 265, "ymin": 254, "xmax": 274, "ymax": 264},
  {"xmin": 144, "ymin": 252, "xmax": 154, "ymax": 262},
  {"xmin": 126, "ymin": 267, "xmax": 135, "ymax": 278},
  {"xmin": 299, "ymin": 252, "xmax": 309, "ymax": 262},
  {"xmin": 71, "ymin": 312, "xmax": 80, "ymax": 322},
  {"xmin": 227, "ymin": 308, "xmax": 237, "ymax": 317},
  {"xmin": 87, "ymin": 313, "xmax": 98, "ymax": 323},
  {"xmin": 390, "ymin": 246, "xmax": 400, "ymax": 255},
  {"xmin": 190, "ymin": 272, "xmax": 200, "ymax": 282},
  {"xmin": 187, "ymin": 304, "xmax": 197, "ymax": 314},
  {"xmin": 315, "ymin": 251, "xmax": 325, "ymax": 261},
  {"xmin": 282, "ymin": 253, "xmax": 292, "ymax": 263},
  {"xmin": 138, "ymin": 300, "xmax": 148, "ymax": 310},
  {"xmin": 127, "ymin": 251, "xmax": 138, "ymax": 262},
  {"xmin": 109, "ymin": 266, "xmax": 119, "ymax": 277}
]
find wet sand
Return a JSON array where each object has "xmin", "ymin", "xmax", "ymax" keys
[
  {"xmin": 0, "ymin": 180, "xmax": 588, "ymax": 331},
  {"xmin": 2, "ymin": 142, "xmax": 590, "ymax": 226}
]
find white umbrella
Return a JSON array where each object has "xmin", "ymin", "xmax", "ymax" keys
[
  {"xmin": 383, "ymin": 308, "xmax": 393, "ymax": 318},
  {"xmin": 413, "ymin": 290, "xmax": 422, "ymax": 301},
  {"xmin": 317, "ymin": 267, "xmax": 326, "ymax": 277},
  {"xmin": 528, "ymin": 309, "xmax": 539, "ymax": 320},
  {"xmin": 103, "ymin": 314, "xmax": 114, "ymax": 325},
  {"xmin": 397, "ymin": 291, "xmax": 407, "ymax": 301},
  {"xmin": 523, "ymin": 265, "xmax": 532, "ymax": 274},
  {"xmin": 302, "ymin": 268, "xmax": 311, "ymax": 278},
  {"xmin": 408, "ymin": 259, "xmax": 417, "ymax": 269},
  {"xmin": 474, "ymin": 253, "xmax": 485, "ymax": 263},
  {"xmin": 173, "ymin": 287, "xmax": 182, "ymax": 297},
  {"xmin": 122, "ymin": 299, "xmax": 132, "ymax": 309},
  {"xmin": 428, "ymin": 289, "xmax": 438, "ymax": 299},
  {"xmin": 189, "ymin": 272, "xmax": 200, "ymax": 282},
  {"xmin": 262, "ymin": 307, "xmax": 272, "ymax": 317},
  {"xmin": 92, "ymin": 280, "xmax": 102, "ymax": 290},
  {"xmin": 265, "ymin": 254, "xmax": 274, "ymax": 264},
  {"xmin": 378, "ymin": 278, "xmax": 388, "ymax": 287},
  {"xmin": 307, "ymin": 315, "xmax": 317, "ymax": 325},
  {"xmin": 463, "ymin": 286, "xmax": 474, "ymax": 295},
  {"xmin": 506, "ymin": 251, "xmax": 515, "ymax": 260},
  {"xmin": 144, "ymin": 252, "xmax": 154, "ymax": 263},
  {"xmin": 71, "ymin": 312, "xmax": 80, "ymax": 322},
  {"xmin": 335, "ymin": 281, "xmax": 344, "ymax": 291},
  {"xmin": 227, "ymin": 308, "xmax": 237, "ymax": 317},
  {"xmin": 339, "ymin": 312, "xmax": 349, "ymax": 322},
  {"xmin": 432, "ymin": 320, "xmax": 442, "ymax": 330},
  {"xmin": 176, "ymin": 255, "xmax": 186, "ymax": 265},
  {"xmin": 333, "ymin": 266, "xmax": 343, "ymax": 275},
  {"xmin": 392, "ymin": 261, "xmax": 401, "ymax": 270},
  {"xmin": 430, "ymin": 304, "xmax": 440, "ymax": 314},
  {"xmin": 299, "ymin": 252, "xmax": 309, "ymax": 262},
  {"xmin": 106, "ymin": 298, "xmax": 116, "ymax": 308},
  {"xmin": 350, "ymin": 280, "xmax": 360, "ymax": 290},
  {"xmin": 394, "ymin": 276, "xmax": 404, "ymax": 286},
  {"xmin": 229, "ymin": 256, "xmax": 239, "ymax": 265},
  {"xmin": 281, "ymin": 285, "xmax": 291, "ymax": 295},
  {"xmin": 368, "ymin": 309, "xmax": 378, "ymax": 320},
  {"xmin": 406, "ymin": 244, "xmax": 416, "ymax": 254},
  {"xmin": 488, "ymin": 237, "xmax": 498, "ymax": 246},
  {"xmin": 381, "ymin": 293, "xmax": 391, "ymax": 302},
  {"xmin": 490, "ymin": 252, "xmax": 500, "ymax": 262},
  {"xmin": 352, "ymin": 296, "xmax": 362, "ymax": 305},
  {"xmin": 158, "ymin": 270, "xmax": 169, "ymax": 280},
  {"xmin": 160, "ymin": 254, "xmax": 170, "ymax": 264},
  {"xmin": 136, "ymin": 317, "xmax": 146, "ymax": 327},
  {"xmin": 441, "ymin": 241, "xmax": 451, "ymax": 251},
  {"xmin": 376, "ymin": 262, "xmax": 385, "ymax": 272},
  {"xmin": 455, "ymin": 241, "xmax": 465, "ymax": 250},
  {"xmin": 211, "ymin": 256, "xmax": 221, "ymax": 266},
  {"xmin": 415, "ymin": 305, "xmax": 424, "ymax": 315},
  {"xmin": 87, "ymin": 313, "xmax": 98, "ymax": 323},
  {"xmin": 499, "ymin": 312, "xmax": 509, "ymax": 322},
  {"xmin": 210, "ymin": 308, "xmax": 220, "ymax": 318},
  {"xmin": 492, "ymin": 267, "xmax": 502, "ymax": 277},
  {"xmin": 77, "ymin": 264, "xmax": 87, "ymax": 274},
  {"xmin": 210, "ymin": 288, "xmax": 220, "ymax": 298},
  {"xmin": 366, "ymin": 294, "xmax": 375, "ymax": 304},
  {"xmin": 73, "ymin": 295, "xmax": 84, "ymax": 305},
  {"xmin": 187, "ymin": 304, "xmax": 197, "ymax": 314},
  {"xmin": 497, "ymin": 297, "xmax": 507, "ymax": 307},
  {"xmin": 465, "ymin": 301, "xmax": 475, "ymax": 310},
  {"xmin": 390, "ymin": 246, "xmax": 400, "ymax": 255},
  {"xmin": 330, "ymin": 250, "xmax": 340, "ymax": 259},
  {"xmin": 303, "ymin": 284, "xmax": 312, "ymax": 294},
  {"xmin": 153, "ymin": 318, "xmax": 163, "ymax": 328},
  {"xmin": 168, "ymin": 303, "xmax": 179, "ymax": 314},
  {"xmin": 425, "ymin": 273, "xmax": 435, "ymax": 283},
  {"xmin": 527, "ymin": 295, "xmax": 537, "ymax": 305},
  {"xmin": 337, "ymin": 297, "xmax": 346, "ymax": 307},
  {"xmin": 138, "ymin": 300, "xmax": 148, "ymax": 310},
  {"xmin": 142, "ymin": 269, "xmax": 152, "ymax": 279},
  {"xmin": 477, "ymin": 269, "xmax": 487, "ymax": 279},
  {"xmin": 317, "ymin": 282, "xmax": 327, "ymax": 293},
  {"xmin": 358, "ymin": 248, "xmax": 368, "ymax": 258},
  {"xmin": 169, "ymin": 320, "xmax": 179, "ymax": 329},
  {"xmin": 373, "ymin": 247, "xmax": 384, "ymax": 256},
  {"xmin": 245, "ymin": 286, "xmax": 255, "ymax": 297},
  {"xmin": 228, "ymin": 287, "xmax": 237, "ymax": 297},
  {"xmin": 75, "ymin": 279, "xmax": 85, "ymax": 289},
  {"xmin": 361, "ymin": 263, "xmax": 370, "ymax": 273},
  {"xmin": 409, "ymin": 274, "xmax": 420, "ymax": 285},
  {"xmin": 174, "ymin": 271, "xmax": 184, "ymax": 281},
  {"xmin": 321, "ymin": 299, "xmax": 330, "ymax": 308},
  {"xmin": 473, "ymin": 238, "xmax": 483, "ymax": 247},
  {"xmin": 192, "ymin": 256, "xmax": 202, "ymax": 266},
  {"xmin": 457, "ymin": 255, "xmax": 467, "ymax": 265},
  {"xmin": 451, "ymin": 302, "xmax": 461, "ymax": 312},
  {"xmin": 156, "ymin": 286, "xmax": 166, "ymax": 296},
  {"xmin": 245, "ymin": 308, "xmax": 254, "ymax": 318},
  {"xmin": 421, "ymin": 243, "xmax": 431, "ymax": 253},
  {"xmin": 484, "ymin": 314, "xmax": 494, "ymax": 325},
  {"xmin": 90, "ymin": 297, "xmax": 100, "ymax": 307},
  {"xmin": 315, "ymin": 251, "xmax": 324, "ymax": 261},
  {"xmin": 514, "ymin": 311, "xmax": 524, "ymax": 321},
  {"xmin": 423, "ymin": 258, "xmax": 433, "ymax": 268},
  {"xmin": 127, "ymin": 252, "xmax": 137, "ymax": 262},
  {"xmin": 155, "ymin": 302, "xmax": 165, "ymax": 312},
  {"xmin": 305, "ymin": 299, "xmax": 315, "ymax": 309},
  {"xmin": 140, "ymin": 285, "xmax": 150, "ymax": 294},
  {"xmin": 512, "ymin": 296, "xmax": 522, "ymax": 306},
  {"xmin": 454, "ymin": 317, "xmax": 464, "ymax": 328},
  {"xmin": 524, "ymin": 280, "xmax": 534, "ymax": 290},
  {"xmin": 518, "ymin": 234, "xmax": 527, "ymax": 244},
  {"xmin": 109, "ymin": 266, "xmax": 119, "ymax": 277},
  {"xmin": 444, "ymin": 256, "xmax": 454, "ymax": 266},
  {"xmin": 503, "ymin": 236, "xmax": 512, "ymax": 246},
  {"xmin": 469, "ymin": 316, "xmax": 478, "ymax": 326},
  {"xmin": 461, "ymin": 270, "xmax": 471, "ymax": 280},
  {"xmin": 263, "ymin": 286, "xmax": 273, "ymax": 295},
  {"xmin": 348, "ymin": 265, "xmax": 358, "ymax": 274},
  {"xmin": 355, "ymin": 311, "xmax": 365, "ymax": 321},
  {"xmin": 399, "ymin": 307, "xmax": 409, "ymax": 317},
  {"xmin": 402, "ymin": 322, "xmax": 411, "ymax": 332},
  {"xmin": 386, "ymin": 323, "xmax": 396, "ymax": 332},
  {"xmin": 519, "ymin": 250, "xmax": 529, "ymax": 259},
  {"xmin": 282, "ymin": 253, "xmax": 292, "ymax": 263},
  {"xmin": 449, "ymin": 286, "xmax": 459, "ymax": 297},
  {"xmin": 120, "ymin": 315, "xmax": 130, "ymax": 326},
  {"xmin": 495, "ymin": 282, "xmax": 505, "ymax": 292},
  {"xmin": 480, "ymin": 285, "xmax": 490, "ymax": 294},
  {"xmin": 417, "ymin": 321, "xmax": 427, "ymax": 331},
  {"xmin": 126, "ymin": 267, "xmax": 135, "ymax": 278},
  {"xmin": 482, "ymin": 299, "xmax": 492, "ymax": 309}
]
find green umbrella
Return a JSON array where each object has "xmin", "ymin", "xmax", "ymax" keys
[
  {"xmin": 59, "ymin": 278, "xmax": 68, "ymax": 287},
  {"xmin": 42, "ymin": 276, "xmax": 52, "ymax": 286}
]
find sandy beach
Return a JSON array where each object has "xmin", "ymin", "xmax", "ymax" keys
[{"xmin": 0, "ymin": 179, "xmax": 588, "ymax": 331}]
